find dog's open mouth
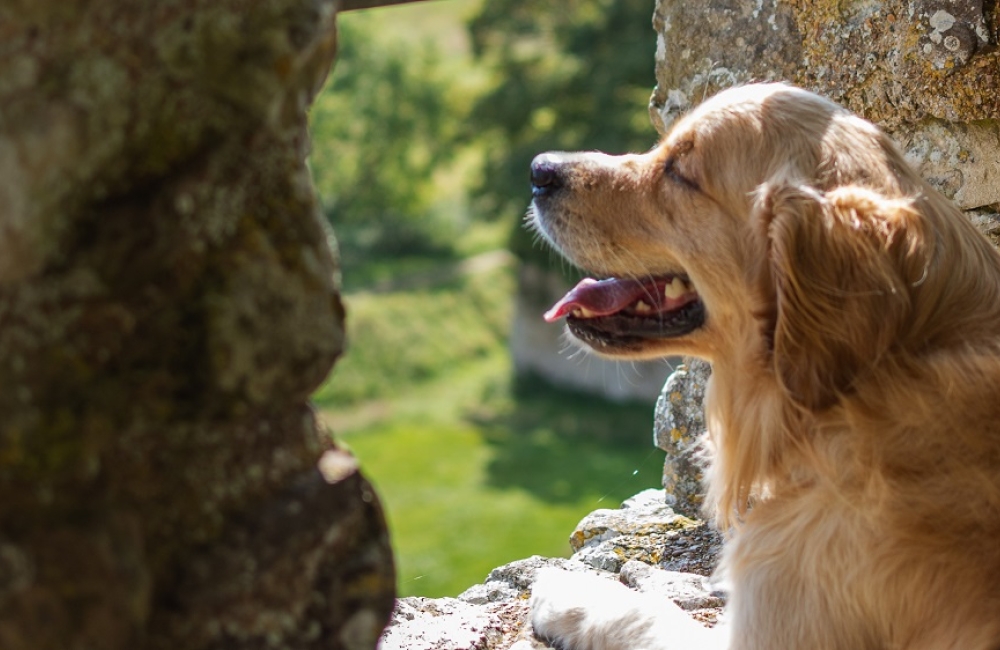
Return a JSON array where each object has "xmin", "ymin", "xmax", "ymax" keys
[{"xmin": 544, "ymin": 276, "xmax": 705, "ymax": 349}]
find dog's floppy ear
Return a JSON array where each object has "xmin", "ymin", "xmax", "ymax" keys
[{"xmin": 756, "ymin": 183, "xmax": 929, "ymax": 410}]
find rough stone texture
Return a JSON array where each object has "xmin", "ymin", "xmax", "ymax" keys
[
  {"xmin": 511, "ymin": 262, "xmax": 676, "ymax": 402},
  {"xmin": 650, "ymin": 0, "xmax": 1000, "ymax": 210},
  {"xmin": 0, "ymin": 2, "xmax": 395, "ymax": 649},
  {"xmin": 568, "ymin": 489, "xmax": 722, "ymax": 579},
  {"xmin": 970, "ymin": 208, "xmax": 1000, "ymax": 247},
  {"xmin": 381, "ymin": 557, "xmax": 571, "ymax": 650},
  {"xmin": 379, "ymin": 494, "xmax": 723, "ymax": 649},
  {"xmin": 381, "ymin": 596, "xmax": 513, "ymax": 650},
  {"xmin": 654, "ymin": 360, "xmax": 712, "ymax": 517},
  {"xmin": 618, "ymin": 560, "xmax": 725, "ymax": 621}
]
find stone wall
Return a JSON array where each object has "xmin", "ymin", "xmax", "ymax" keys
[
  {"xmin": 650, "ymin": 0, "xmax": 1000, "ymax": 218},
  {"xmin": 0, "ymin": 2, "xmax": 395, "ymax": 648}
]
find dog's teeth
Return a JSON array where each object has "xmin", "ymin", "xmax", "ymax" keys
[
  {"xmin": 575, "ymin": 307, "xmax": 597, "ymax": 318},
  {"xmin": 572, "ymin": 308, "xmax": 583, "ymax": 317},
  {"xmin": 664, "ymin": 277, "xmax": 687, "ymax": 300},
  {"xmin": 634, "ymin": 300, "xmax": 652, "ymax": 313}
]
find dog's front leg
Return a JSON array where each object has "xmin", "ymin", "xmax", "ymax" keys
[{"xmin": 529, "ymin": 568, "xmax": 728, "ymax": 650}]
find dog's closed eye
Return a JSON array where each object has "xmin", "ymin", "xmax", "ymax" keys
[
  {"xmin": 663, "ymin": 141, "xmax": 699, "ymax": 191},
  {"xmin": 664, "ymin": 156, "xmax": 699, "ymax": 191}
]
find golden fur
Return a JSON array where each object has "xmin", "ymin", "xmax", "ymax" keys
[{"xmin": 528, "ymin": 84, "xmax": 1000, "ymax": 649}]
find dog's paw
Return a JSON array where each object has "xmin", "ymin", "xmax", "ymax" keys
[{"xmin": 529, "ymin": 568, "xmax": 724, "ymax": 650}]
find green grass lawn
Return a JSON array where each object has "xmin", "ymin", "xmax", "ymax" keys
[{"xmin": 315, "ymin": 247, "xmax": 665, "ymax": 597}]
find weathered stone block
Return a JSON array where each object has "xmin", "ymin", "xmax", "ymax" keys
[{"xmin": 0, "ymin": 2, "xmax": 394, "ymax": 648}]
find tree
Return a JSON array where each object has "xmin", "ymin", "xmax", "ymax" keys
[
  {"xmin": 309, "ymin": 14, "xmax": 461, "ymax": 256},
  {"xmin": 465, "ymin": 0, "xmax": 658, "ymax": 264}
]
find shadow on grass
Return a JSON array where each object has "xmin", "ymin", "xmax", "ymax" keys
[{"xmin": 466, "ymin": 373, "xmax": 666, "ymax": 505}]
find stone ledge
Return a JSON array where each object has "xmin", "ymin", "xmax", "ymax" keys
[{"xmin": 378, "ymin": 490, "xmax": 723, "ymax": 650}]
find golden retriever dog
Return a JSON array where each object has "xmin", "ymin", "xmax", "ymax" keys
[{"xmin": 526, "ymin": 83, "xmax": 1000, "ymax": 650}]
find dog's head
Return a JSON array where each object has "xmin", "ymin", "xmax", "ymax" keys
[{"xmin": 530, "ymin": 83, "xmax": 983, "ymax": 409}]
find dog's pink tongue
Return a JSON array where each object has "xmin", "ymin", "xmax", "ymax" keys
[{"xmin": 544, "ymin": 278, "xmax": 651, "ymax": 322}]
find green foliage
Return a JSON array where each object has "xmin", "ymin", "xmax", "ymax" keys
[
  {"xmin": 465, "ymin": 0, "xmax": 658, "ymax": 264},
  {"xmin": 313, "ymin": 254, "xmax": 514, "ymax": 407},
  {"xmin": 308, "ymin": 14, "xmax": 465, "ymax": 255},
  {"xmin": 309, "ymin": 1, "xmax": 656, "ymax": 263}
]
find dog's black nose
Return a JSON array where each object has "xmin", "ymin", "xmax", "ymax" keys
[{"xmin": 530, "ymin": 153, "xmax": 564, "ymax": 197}]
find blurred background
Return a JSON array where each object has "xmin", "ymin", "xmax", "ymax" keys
[{"xmin": 309, "ymin": 0, "xmax": 676, "ymax": 598}]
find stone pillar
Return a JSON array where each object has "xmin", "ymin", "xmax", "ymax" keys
[
  {"xmin": 0, "ymin": 2, "xmax": 394, "ymax": 648},
  {"xmin": 654, "ymin": 360, "xmax": 711, "ymax": 518}
]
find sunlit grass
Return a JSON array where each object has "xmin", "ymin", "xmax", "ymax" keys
[{"xmin": 326, "ymin": 350, "xmax": 664, "ymax": 597}]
